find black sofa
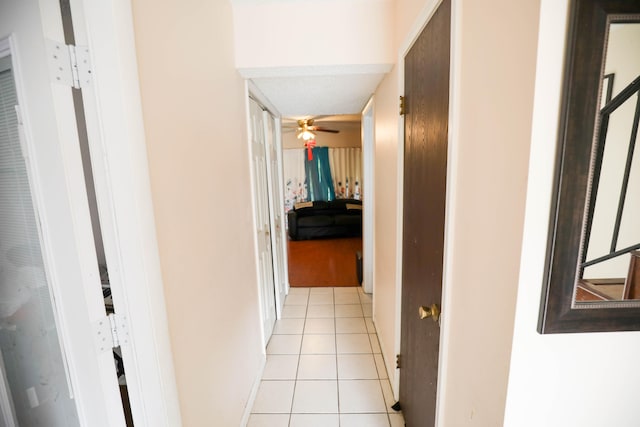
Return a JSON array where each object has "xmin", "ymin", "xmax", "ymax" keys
[{"xmin": 287, "ymin": 199, "xmax": 362, "ymax": 240}]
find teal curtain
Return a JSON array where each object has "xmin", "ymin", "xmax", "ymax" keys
[{"xmin": 305, "ymin": 147, "xmax": 335, "ymax": 201}]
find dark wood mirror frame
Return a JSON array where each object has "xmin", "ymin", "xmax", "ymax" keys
[{"xmin": 538, "ymin": 0, "xmax": 640, "ymax": 334}]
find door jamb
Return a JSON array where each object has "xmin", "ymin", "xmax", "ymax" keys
[
  {"xmin": 362, "ymin": 96, "xmax": 375, "ymax": 296},
  {"xmin": 394, "ymin": 2, "xmax": 461, "ymax": 425},
  {"xmin": 67, "ymin": 0, "xmax": 182, "ymax": 424},
  {"xmin": 273, "ymin": 115, "xmax": 290, "ymax": 298}
]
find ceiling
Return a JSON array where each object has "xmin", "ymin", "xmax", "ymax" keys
[
  {"xmin": 240, "ymin": 64, "xmax": 391, "ymax": 118},
  {"xmin": 251, "ymin": 73, "xmax": 385, "ymax": 117}
]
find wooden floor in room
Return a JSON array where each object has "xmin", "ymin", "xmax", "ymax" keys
[{"xmin": 287, "ymin": 237, "xmax": 362, "ymax": 287}]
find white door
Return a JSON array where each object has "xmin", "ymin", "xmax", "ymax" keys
[
  {"xmin": 0, "ymin": 1, "xmax": 126, "ymax": 426},
  {"xmin": 264, "ymin": 113, "xmax": 287, "ymax": 316},
  {"xmin": 249, "ymin": 99, "xmax": 277, "ymax": 341}
]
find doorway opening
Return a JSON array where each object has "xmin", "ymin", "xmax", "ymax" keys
[{"xmin": 281, "ymin": 114, "xmax": 367, "ymax": 289}]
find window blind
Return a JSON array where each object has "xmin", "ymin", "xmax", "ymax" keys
[{"xmin": 0, "ymin": 59, "xmax": 80, "ymax": 426}]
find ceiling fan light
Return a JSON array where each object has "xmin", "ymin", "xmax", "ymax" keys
[{"xmin": 300, "ymin": 130, "xmax": 315, "ymax": 141}]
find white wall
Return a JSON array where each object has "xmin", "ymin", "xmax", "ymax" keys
[
  {"xmin": 130, "ymin": 0, "xmax": 264, "ymax": 425},
  {"xmin": 371, "ymin": 61, "xmax": 400, "ymax": 389},
  {"xmin": 439, "ymin": 1, "xmax": 539, "ymax": 425},
  {"xmin": 504, "ymin": 2, "xmax": 640, "ymax": 426},
  {"xmin": 231, "ymin": 0, "xmax": 394, "ymax": 69}
]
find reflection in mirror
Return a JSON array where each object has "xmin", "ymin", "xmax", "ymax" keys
[{"xmin": 576, "ymin": 22, "xmax": 640, "ymax": 302}]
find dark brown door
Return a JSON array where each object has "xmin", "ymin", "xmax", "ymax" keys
[{"xmin": 399, "ymin": 0, "xmax": 450, "ymax": 426}]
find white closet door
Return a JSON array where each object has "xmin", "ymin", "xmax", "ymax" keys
[
  {"xmin": 249, "ymin": 99, "xmax": 276, "ymax": 341},
  {"xmin": 0, "ymin": 1, "xmax": 126, "ymax": 426},
  {"xmin": 264, "ymin": 113, "xmax": 287, "ymax": 317}
]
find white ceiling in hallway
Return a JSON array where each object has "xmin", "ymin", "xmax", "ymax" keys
[{"xmin": 241, "ymin": 65, "xmax": 391, "ymax": 117}]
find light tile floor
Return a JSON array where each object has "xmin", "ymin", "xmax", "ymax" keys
[{"xmin": 248, "ymin": 287, "xmax": 405, "ymax": 427}]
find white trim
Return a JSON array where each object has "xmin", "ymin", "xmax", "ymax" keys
[
  {"xmin": 362, "ymin": 96, "xmax": 375, "ymax": 295},
  {"xmin": 274, "ymin": 118, "xmax": 291, "ymax": 296},
  {"xmin": 239, "ymin": 355, "xmax": 267, "ymax": 427},
  {"xmin": 436, "ymin": 0, "xmax": 460, "ymax": 425},
  {"xmin": 248, "ymin": 80, "xmax": 281, "ymax": 117},
  {"xmin": 68, "ymin": 0, "xmax": 182, "ymax": 424},
  {"xmin": 393, "ymin": 77, "xmax": 405, "ymax": 399},
  {"xmin": 398, "ymin": 0, "xmax": 444, "ymax": 55}
]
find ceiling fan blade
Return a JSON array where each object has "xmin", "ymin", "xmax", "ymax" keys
[{"xmin": 312, "ymin": 127, "xmax": 340, "ymax": 134}]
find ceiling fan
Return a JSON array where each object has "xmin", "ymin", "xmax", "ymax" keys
[{"xmin": 285, "ymin": 118, "xmax": 340, "ymax": 141}]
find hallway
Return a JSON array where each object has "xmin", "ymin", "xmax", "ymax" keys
[{"xmin": 248, "ymin": 287, "xmax": 404, "ymax": 427}]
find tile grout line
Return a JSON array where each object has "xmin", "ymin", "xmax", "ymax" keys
[
  {"xmin": 253, "ymin": 287, "xmax": 398, "ymax": 427},
  {"xmin": 288, "ymin": 289, "xmax": 308, "ymax": 426},
  {"xmin": 365, "ymin": 290, "xmax": 394, "ymax": 426},
  {"xmin": 333, "ymin": 288, "xmax": 342, "ymax": 426}
]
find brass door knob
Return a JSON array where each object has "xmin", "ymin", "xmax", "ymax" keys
[{"xmin": 418, "ymin": 304, "xmax": 440, "ymax": 321}]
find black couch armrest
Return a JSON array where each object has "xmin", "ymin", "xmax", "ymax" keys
[{"xmin": 287, "ymin": 210, "xmax": 298, "ymax": 239}]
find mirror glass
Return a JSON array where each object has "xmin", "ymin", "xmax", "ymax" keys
[{"xmin": 575, "ymin": 21, "xmax": 640, "ymax": 303}]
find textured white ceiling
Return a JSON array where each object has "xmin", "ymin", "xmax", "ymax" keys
[
  {"xmin": 241, "ymin": 65, "xmax": 391, "ymax": 117},
  {"xmin": 251, "ymin": 73, "xmax": 386, "ymax": 116}
]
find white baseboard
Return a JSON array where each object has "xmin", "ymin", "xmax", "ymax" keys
[{"xmin": 239, "ymin": 354, "xmax": 267, "ymax": 427}]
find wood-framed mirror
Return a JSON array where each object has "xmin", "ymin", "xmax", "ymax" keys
[{"xmin": 538, "ymin": 0, "xmax": 640, "ymax": 333}]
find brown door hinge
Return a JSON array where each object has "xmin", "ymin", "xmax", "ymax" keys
[
  {"xmin": 396, "ymin": 354, "xmax": 401, "ymax": 369},
  {"xmin": 399, "ymin": 96, "xmax": 405, "ymax": 116}
]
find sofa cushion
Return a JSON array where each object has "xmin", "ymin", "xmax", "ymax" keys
[
  {"xmin": 294, "ymin": 200, "xmax": 329, "ymax": 215},
  {"xmin": 334, "ymin": 214, "xmax": 361, "ymax": 226},
  {"xmin": 298, "ymin": 215, "xmax": 334, "ymax": 228},
  {"xmin": 327, "ymin": 198, "xmax": 357, "ymax": 209},
  {"xmin": 294, "ymin": 201, "xmax": 314, "ymax": 209}
]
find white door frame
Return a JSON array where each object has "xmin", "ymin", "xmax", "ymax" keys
[
  {"xmin": 62, "ymin": 0, "xmax": 182, "ymax": 425},
  {"xmin": 273, "ymin": 116, "xmax": 290, "ymax": 297},
  {"xmin": 362, "ymin": 96, "xmax": 375, "ymax": 295}
]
